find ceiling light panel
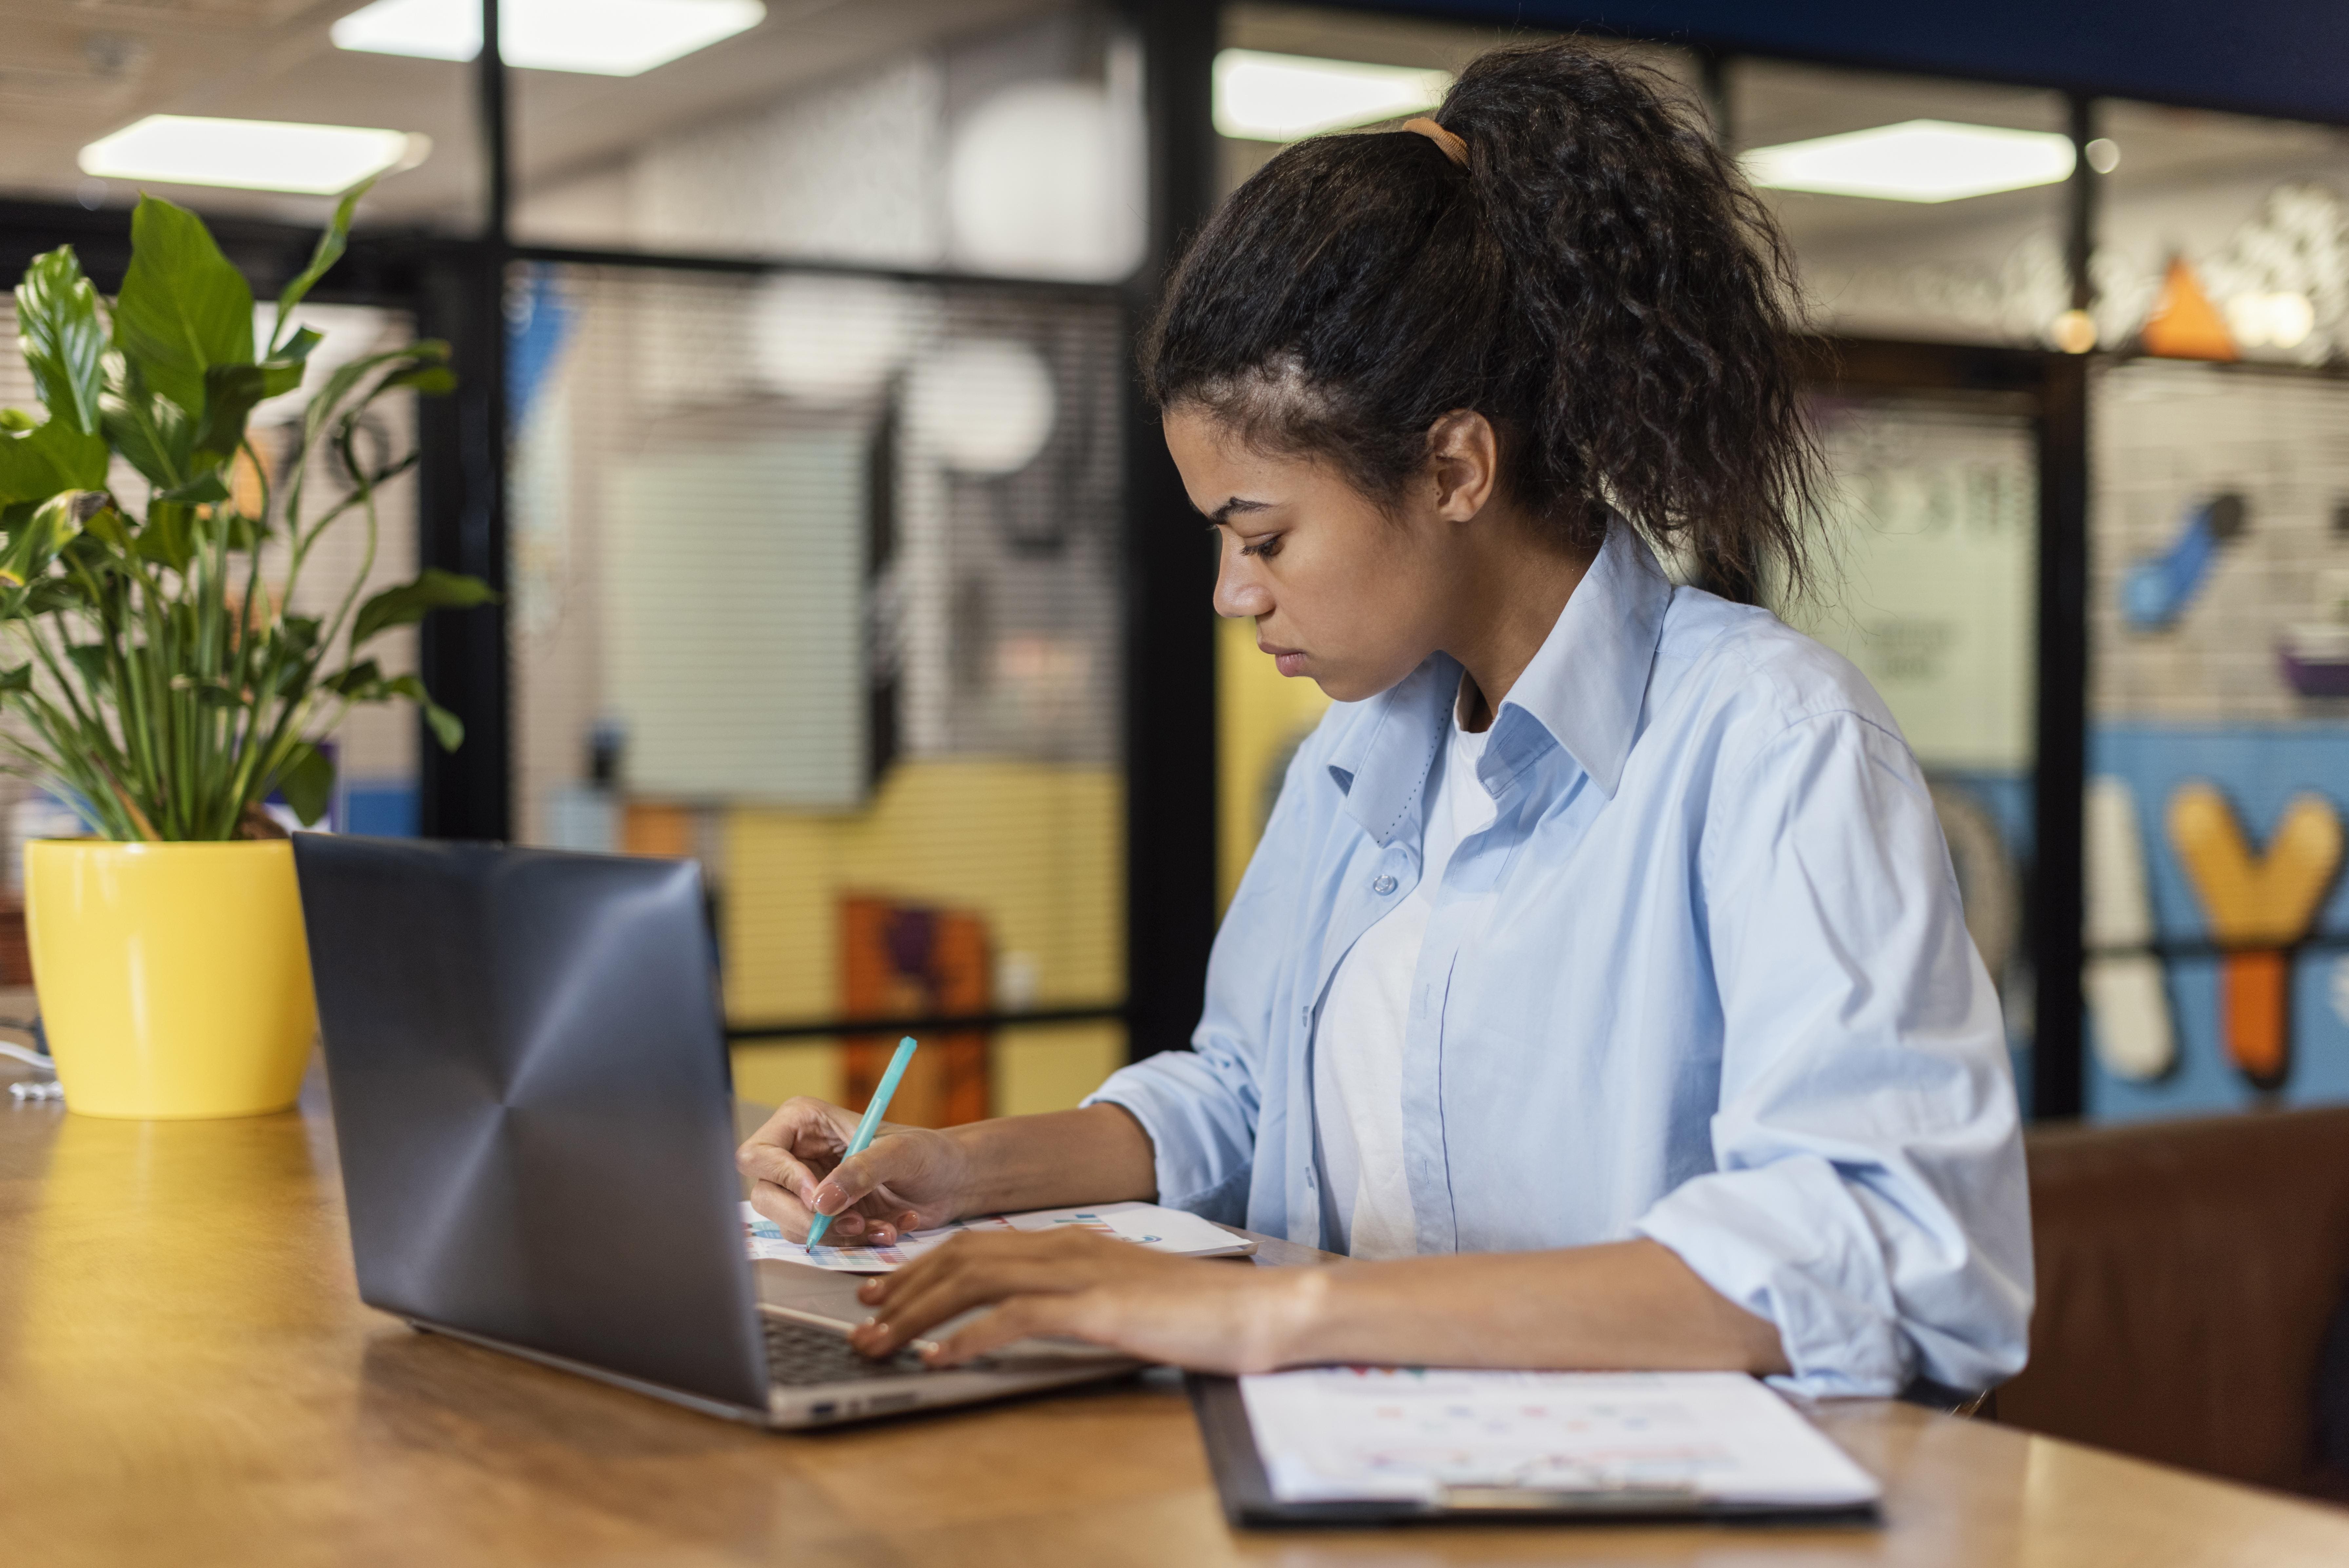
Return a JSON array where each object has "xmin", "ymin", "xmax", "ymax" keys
[
  {"xmin": 1742, "ymin": 119, "xmax": 2077, "ymax": 203},
  {"xmin": 79, "ymin": 115, "xmax": 426, "ymax": 195},
  {"xmin": 1213, "ymin": 49, "xmax": 1452, "ymax": 143},
  {"xmin": 333, "ymin": 0, "xmax": 765, "ymax": 77}
]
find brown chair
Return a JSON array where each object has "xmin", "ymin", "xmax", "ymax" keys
[{"xmin": 1995, "ymin": 1105, "xmax": 2349, "ymax": 1498}]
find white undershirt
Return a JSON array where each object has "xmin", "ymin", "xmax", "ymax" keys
[{"xmin": 1312, "ymin": 689, "xmax": 1497, "ymax": 1259}]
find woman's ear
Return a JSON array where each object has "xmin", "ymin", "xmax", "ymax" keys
[{"xmin": 1425, "ymin": 410, "xmax": 1500, "ymax": 522}]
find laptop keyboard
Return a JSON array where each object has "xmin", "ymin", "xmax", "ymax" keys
[{"xmin": 762, "ymin": 1315, "xmax": 931, "ymax": 1387}]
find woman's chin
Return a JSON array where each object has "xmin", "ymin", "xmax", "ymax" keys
[{"xmin": 1308, "ymin": 671, "xmax": 1385, "ymax": 703}]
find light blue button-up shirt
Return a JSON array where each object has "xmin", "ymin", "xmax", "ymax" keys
[{"xmin": 1088, "ymin": 527, "xmax": 2033, "ymax": 1397}]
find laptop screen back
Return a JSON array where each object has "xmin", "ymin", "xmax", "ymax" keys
[{"xmin": 294, "ymin": 836, "xmax": 771, "ymax": 1415}]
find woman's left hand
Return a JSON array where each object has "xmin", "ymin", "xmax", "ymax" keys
[{"xmin": 848, "ymin": 1231, "xmax": 1325, "ymax": 1374}]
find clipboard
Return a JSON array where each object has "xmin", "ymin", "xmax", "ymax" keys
[{"xmin": 1185, "ymin": 1373, "xmax": 1883, "ymax": 1528}]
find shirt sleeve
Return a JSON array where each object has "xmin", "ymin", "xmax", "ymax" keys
[
  {"xmin": 1632, "ymin": 707, "xmax": 2034, "ymax": 1398},
  {"xmin": 1083, "ymin": 726, "xmax": 1329, "ymax": 1226}
]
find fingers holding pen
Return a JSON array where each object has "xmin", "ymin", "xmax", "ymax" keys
[{"xmin": 743, "ymin": 1169, "xmax": 910, "ymax": 1245}]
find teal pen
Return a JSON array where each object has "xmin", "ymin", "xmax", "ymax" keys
[{"xmin": 805, "ymin": 1036, "xmax": 919, "ymax": 1249}]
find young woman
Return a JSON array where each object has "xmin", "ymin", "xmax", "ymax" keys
[{"xmin": 740, "ymin": 40, "xmax": 2031, "ymax": 1396}]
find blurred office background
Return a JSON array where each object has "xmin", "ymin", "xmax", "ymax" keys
[{"xmin": 4, "ymin": 0, "xmax": 2349, "ymax": 1129}]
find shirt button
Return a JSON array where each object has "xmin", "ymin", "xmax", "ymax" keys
[{"xmin": 1372, "ymin": 875, "xmax": 1397, "ymax": 895}]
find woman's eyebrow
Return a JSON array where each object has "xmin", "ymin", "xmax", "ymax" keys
[{"xmin": 1205, "ymin": 496, "xmax": 1273, "ymax": 523}]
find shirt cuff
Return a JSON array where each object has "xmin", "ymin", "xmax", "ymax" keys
[
  {"xmin": 1082, "ymin": 1054, "xmax": 1254, "ymax": 1226},
  {"xmin": 1632, "ymin": 1157, "xmax": 1914, "ymax": 1398}
]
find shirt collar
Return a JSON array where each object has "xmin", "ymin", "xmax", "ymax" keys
[
  {"xmin": 1493, "ymin": 523, "xmax": 1672, "ymax": 799},
  {"xmin": 1324, "ymin": 524, "xmax": 1672, "ymax": 842}
]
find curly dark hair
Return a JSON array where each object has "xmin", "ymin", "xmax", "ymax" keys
[{"xmin": 1143, "ymin": 39, "xmax": 1821, "ymax": 598}]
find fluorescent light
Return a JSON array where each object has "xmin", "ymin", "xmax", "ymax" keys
[
  {"xmin": 332, "ymin": 0, "xmax": 475, "ymax": 62},
  {"xmin": 334, "ymin": 0, "xmax": 764, "ymax": 77},
  {"xmin": 80, "ymin": 115, "xmax": 426, "ymax": 196},
  {"xmin": 1743, "ymin": 120, "xmax": 2076, "ymax": 203},
  {"xmin": 1213, "ymin": 48, "xmax": 1451, "ymax": 142}
]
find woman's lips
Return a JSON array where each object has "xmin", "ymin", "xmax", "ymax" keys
[{"xmin": 1260, "ymin": 642, "xmax": 1306, "ymax": 677}]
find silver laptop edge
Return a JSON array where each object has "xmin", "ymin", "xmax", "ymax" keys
[
  {"xmin": 293, "ymin": 835, "xmax": 1141, "ymax": 1432},
  {"xmin": 415, "ymin": 1315, "xmax": 1141, "ymax": 1430}
]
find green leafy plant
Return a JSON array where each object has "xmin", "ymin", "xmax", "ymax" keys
[{"xmin": 0, "ymin": 188, "xmax": 492, "ymax": 840}]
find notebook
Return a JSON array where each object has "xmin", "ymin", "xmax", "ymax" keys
[
  {"xmin": 743, "ymin": 1200, "xmax": 1257, "ymax": 1273},
  {"xmin": 1189, "ymin": 1367, "xmax": 1882, "ymax": 1526}
]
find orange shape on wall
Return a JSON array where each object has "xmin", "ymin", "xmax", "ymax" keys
[
  {"xmin": 2222, "ymin": 949, "xmax": 2291, "ymax": 1086},
  {"xmin": 840, "ymin": 896, "xmax": 991, "ymax": 1127},
  {"xmin": 2167, "ymin": 783, "xmax": 2344, "ymax": 1089},
  {"xmin": 2139, "ymin": 257, "xmax": 2239, "ymax": 361}
]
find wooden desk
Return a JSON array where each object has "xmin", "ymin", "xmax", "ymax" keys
[{"xmin": 4, "ymin": 1061, "xmax": 2347, "ymax": 1566}]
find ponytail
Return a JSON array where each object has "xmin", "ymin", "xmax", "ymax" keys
[{"xmin": 1144, "ymin": 39, "xmax": 1820, "ymax": 598}]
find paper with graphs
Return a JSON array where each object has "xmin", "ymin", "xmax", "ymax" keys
[
  {"xmin": 743, "ymin": 1199, "xmax": 1250, "ymax": 1273},
  {"xmin": 1239, "ymin": 1368, "xmax": 1881, "ymax": 1507}
]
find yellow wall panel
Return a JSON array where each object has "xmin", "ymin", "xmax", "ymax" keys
[
  {"xmin": 730, "ymin": 1039, "xmax": 845, "ymax": 1110},
  {"xmin": 722, "ymin": 759, "xmax": 1125, "ymax": 1024},
  {"xmin": 992, "ymin": 1023, "xmax": 1128, "ymax": 1117}
]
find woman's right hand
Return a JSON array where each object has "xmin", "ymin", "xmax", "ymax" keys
[{"xmin": 736, "ymin": 1097, "xmax": 973, "ymax": 1246}]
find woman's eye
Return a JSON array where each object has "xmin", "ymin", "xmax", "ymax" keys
[{"xmin": 1239, "ymin": 535, "xmax": 1281, "ymax": 559}]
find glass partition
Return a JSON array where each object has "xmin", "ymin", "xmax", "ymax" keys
[{"xmin": 506, "ymin": 260, "xmax": 1127, "ymax": 1121}]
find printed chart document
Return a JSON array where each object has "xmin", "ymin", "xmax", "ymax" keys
[
  {"xmin": 744, "ymin": 1200, "xmax": 1253, "ymax": 1273},
  {"xmin": 1238, "ymin": 1368, "xmax": 1881, "ymax": 1509}
]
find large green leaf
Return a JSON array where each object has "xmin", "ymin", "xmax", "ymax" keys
[
  {"xmin": 135, "ymin": 501, "xmax": 199, "ymax": 574},
  {"xmin": 111, "ymin": 197, "xmax": 254, "ymax": 418},
  {"xmin": 19, "ymin": 576, "xmax": 85, "ymax": 616},
  {"xmin": 279, "ymin": 614, "xmax": 323, "ymax": 660},
  {"xmin": 195, "ymin": 358, "xmax": 302, "ymax": 463},
  {"xmin": 15, "ymin": 247, "xmax": 104, "ymax": 435},
  {"xmin": 0, "ymin": 489, "xmax": 96, "ymax": 586},
  {"xmin": 276, "ymin": 325, "xmax": 324, "ymax": 366},
  {"xmin": 78, "ymin": 502, "xmax": 133, "ymax": 552},
  {"xmin": 156, "ymin": 470, "xmax": 229, "ymax": 506},
  {"xmin": 65, "ymin": 643, "xmax": 113, "ymax": 694},
  {"xmin": 0, "ymin": 415, "xmax": 108, "ymax": 506},
  {"xmin": 383, "ymin": 362, "xmax": 456, "ymax": 396},
  {"xmin": 350, "ymin": 567, "xmax": 498, "ymax": 649},
  {"xmin": 322, "ymin": 658, "xmax": 383, "ymax": 697},
  {"xmin": 273, "ymin": 741, "xmax": 336, "ymax": 827},
  {"xmin": 100, "ymin": 352, "xmax": 195, "ymax": 492}
]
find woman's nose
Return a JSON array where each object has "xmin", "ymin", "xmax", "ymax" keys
[{"xmin": 1212, "ymin": 538, "xmax": 1273, "ymax": 619}]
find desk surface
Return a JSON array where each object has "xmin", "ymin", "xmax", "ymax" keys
[{"xmin": 4, "ymin": 1064, "xmax": 2347, "ymax": 1567}]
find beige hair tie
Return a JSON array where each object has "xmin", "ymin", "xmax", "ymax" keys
[{"xmin": 1401, "ymin": 116, "xmax": 1469, "ymax": 168}]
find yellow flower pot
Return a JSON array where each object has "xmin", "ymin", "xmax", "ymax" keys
[{"xmin": 25, "ymin": 839, "xmax": 317, "ymax": 1119}]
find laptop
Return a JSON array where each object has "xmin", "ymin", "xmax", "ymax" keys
[{"xmin": 292, "ymin": 834, "xmax": 1142, "ymax": 1429}]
